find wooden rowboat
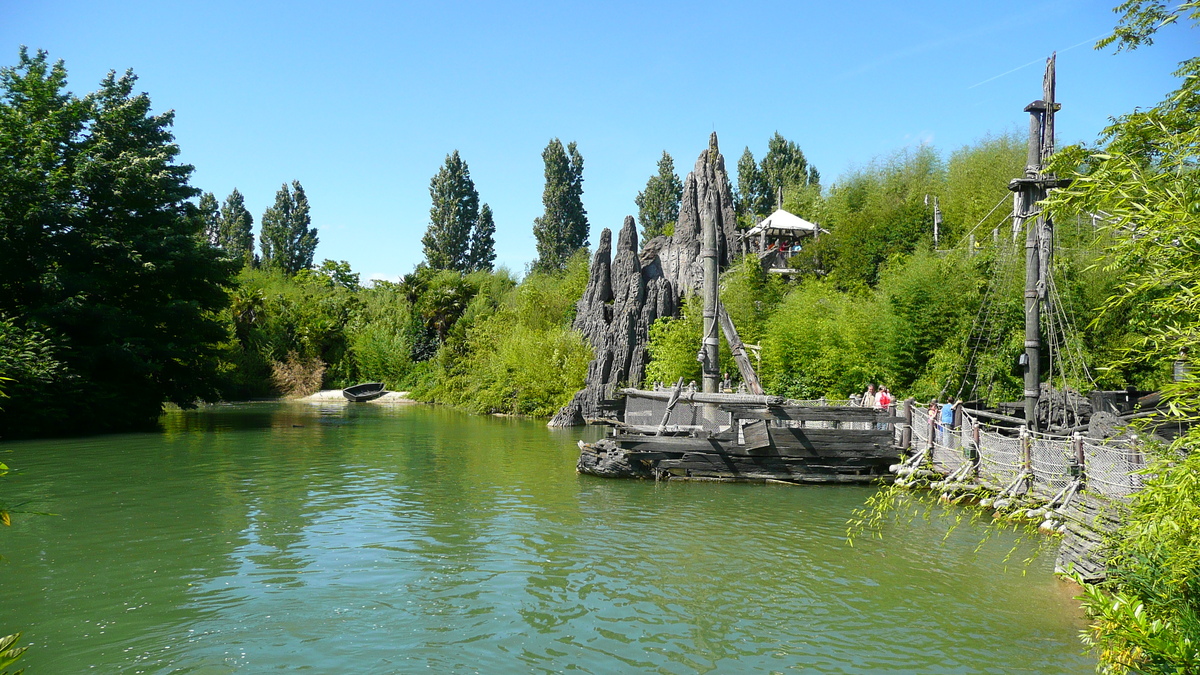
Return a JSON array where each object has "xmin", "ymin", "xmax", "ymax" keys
[{"xmin": 342, "ymin": 382, "xmax": 387, "ymax": 402}]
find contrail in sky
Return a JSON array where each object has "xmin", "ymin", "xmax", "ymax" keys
[{"xmin": 967, "ymin": 32, "xmax": 1109, "ymax": 89}]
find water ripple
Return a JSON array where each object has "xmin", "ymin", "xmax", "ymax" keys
[{"xmin": 1, "ymin": 403, "xmax": 1092, "ymax": 673}]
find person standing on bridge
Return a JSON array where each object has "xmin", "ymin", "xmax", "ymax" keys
[
  {"xmin": 877, "ymin": 387, "xmax": 892, "ymax": 409},
  {"xmin": 860, "ymin": 384, "xmax": 877, "ymax": 408},
  {"xmin": 940, "ymin": 396, "xmax": 956, "ymax": 447},
  {"xmin": 874, "ymin": 387, "xmax": 892, "ymax": 429}
]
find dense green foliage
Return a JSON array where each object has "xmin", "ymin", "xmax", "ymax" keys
[
  {"xmin": 792, "ymin": 135, "xmax": 1024, "ymax": 290},
  {"xmin": 532, "ymin": 139, "xmax": 588, "ymax": 271},
  {"xmin": 634, "ymin": 151, "xmax": 683, "ymax": 240},
  {"xmin": 646, "ymin": 132, "xmax": 1133, "ymax": 405},
  {"xmin": 215, "ymin": 251, "xmax": 592, "ymax": 416},
  {"xmin": 0, "ymin": 48, "xmax": 237, "ymax": 438},
  {"xmin": 1043, "ymin": 3, "xmax": 1200, "ymax": 669},
  {"xmin": 410, "ymin": 252, "xmax": 592, "ymax": 415},
  {"xmin": 259, "ymin": 181, "xmax": 318, "ymax": 275}
]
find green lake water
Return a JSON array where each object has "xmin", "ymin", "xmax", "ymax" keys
[{"xmin": 0, "ymin": 402, "xmax": 1094, "ymax": 673}]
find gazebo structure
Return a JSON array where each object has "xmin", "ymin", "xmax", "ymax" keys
[{"xmin": 741, "ymin": 209, "xmax": 825, "ymax": 274}]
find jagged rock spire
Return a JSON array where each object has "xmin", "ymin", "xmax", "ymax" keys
[
  {"xmin": 656, "ymin": 131, "xmax": 739, "ymax": 295},
  {"xmin": 549, "ymin": 135, "xmax": 737, "ymax": 426}
]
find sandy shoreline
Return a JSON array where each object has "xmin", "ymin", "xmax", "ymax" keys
[{"xmin": 297, "ymin": 389, "xmax": 418, "ymax": 404}]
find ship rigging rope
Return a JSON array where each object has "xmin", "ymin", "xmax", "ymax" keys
[
  {"xmin": 942, "ymin": 194, "xmax": 1021, "ymax": 401},
  {"xmin": 950, "ymin": 194, "xmax": 1015, "ymax": 250},
  {"xmin": 951, "ymin": 209, "xmax": 1099, "ymax": 416},
  {"xmin": 951, "ymin": 230, "xmax": 1022, "ymax": 401}
]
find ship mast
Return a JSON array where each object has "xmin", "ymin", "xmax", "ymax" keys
[
  {"xmin": 700, "ymin": 191, "xmax": 721, "ymax": 394},
  {"xmin": 1011, "ymin": 54, "xmax": 1062, "ymax": 430}
]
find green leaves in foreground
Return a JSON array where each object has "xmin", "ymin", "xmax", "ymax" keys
[
  {"xmin": 1077, "ymin": 577, "xmax": 1200, "ymax": 674},
  {"xmin": 1040, "ymin": 5, "xmax": 1200, "ymax": 671},
  {"xmin": 0, "ymin": 632, "xmax": 28, "ymax": 675}
]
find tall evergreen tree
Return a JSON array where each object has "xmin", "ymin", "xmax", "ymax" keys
[
  {"xmin": 565, "ymin": 141, "xmax": 588, "ymax": 252},
  {"xmin": 634, "ymin": 150, "xmax": 683, "ymax": 240},
  {"xmin": 736, "ymin": 147, "xmax": 769, "ymax": 222},
  {"xmin": 736, "ymin": 135, "xmax": 821, "ymax": 221},
  {"xmin": 422, "ymin": 150, "xmax": 479, "ymax": 271},
  {"xmin": 219, "ymin": 188, "xmax": 255, "ymax": 267},
  {"xmin": 260, "ymin": 180, "xmax": 318, "ymax": 275},
  {"xmin": 197, "ymin": 191, "xmax": 220, "ymax": 246},
  {"xmin": 760, "ymin": 132, "xmax": 819, "ymax": 210},
  {"xmin": 468, "ymin": 203, "xmax": 496, "ymax": 272},
  {"xmin": 532, "ymin": 138, "xmax": 588, "ymax": 271}
]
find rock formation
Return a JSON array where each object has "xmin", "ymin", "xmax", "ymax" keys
[
  {"xmin": 549, "ymin": 217, "xmax": 676, "ymax": 426},
  {"xmin": 652, "ymin": 132, "xmax": 740, "ymax": 295},
  {"xmin": 549, "ymin": 133, "xmax": 737, "ymax": 427}
]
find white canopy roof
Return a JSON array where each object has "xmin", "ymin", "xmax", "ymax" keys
[{"xmin": 745, "ymin": 209, "xmax": 822, "ymax": 238}]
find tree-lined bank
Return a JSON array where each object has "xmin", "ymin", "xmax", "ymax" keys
[{"xmin": 2, "ymin": 1, "xmax": 1198, "ymax": 668}]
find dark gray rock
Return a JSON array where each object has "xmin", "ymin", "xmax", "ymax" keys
[
  {"xmin": 549, "ymin": 134, "xmax": 736, "ymax": 427},
  {"xmin": 658, "ymin": 132, "xmax": 739, "ymax": 295}
]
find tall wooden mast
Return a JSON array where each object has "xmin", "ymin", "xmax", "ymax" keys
[
  {"xmin": 700, "ymin": 191, "xmax": 721, "ymax": 394},
  {"xmin": 1011, "ymin": 54, "xmax": 1062, "ymax": 430}
]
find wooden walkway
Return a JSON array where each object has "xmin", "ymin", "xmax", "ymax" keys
[{"xmin": 893, "ymin": 400, "xmax": 1144, "ymax": 581}]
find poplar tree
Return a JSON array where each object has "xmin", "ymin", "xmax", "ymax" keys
[
  {"xmin": 634, "ymin": 151, "xmax": 683, "ymax": 240},
  {"xmin": 736, "ymin": 147, "xmax": 769, "ymax": 222},
  {"xmin": 218, "ymin": 188, "xmax": 255, "ymax": 267},
  {"xmin": 259, "ymin": 180, "xmax": 318, "ymax": 275},
  {"xmin": 532, "ymin": 138, "xmax": 588, "ymax": 272},
  {"xmin": 468, "ymin": 203, "xmax": 496, "ymax": 272},
  {"xmin": 198, "ymin": 191, "xmax": 220, "ymax": 246},
  {"xmin": 760, "ymin": 132, "xmax": 819, "ymax": 208},
  {"xmin": 422, "ymin": 150, "xmax": 479, "ymax": 271}
]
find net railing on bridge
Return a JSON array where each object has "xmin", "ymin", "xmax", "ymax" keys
[
  {"xmin": 930, "ymin": 409, "xmax": 1141, "ymax": 499},
  {"xmin": 892, "ymin": 403, "xmax": 1145, "ymax": 500},
  {"xmin": 620, "ymin": 393, "xmax": 886, "ymax": 435},
  {"xmin": 622, "ymin": 394, "xmax": 732, "ymax": 434},
  {"xmin": 1082, "ymin": 437, "xmax": 1145, "ymax": 499},
  {"xmin": 1030, "ymin": 434, "xmax": 1075, "ymax": 499}
]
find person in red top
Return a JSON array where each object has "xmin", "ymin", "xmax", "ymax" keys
[{"xmin": 877, "ymin": 386, "xmax": 893, "ymax": 408}]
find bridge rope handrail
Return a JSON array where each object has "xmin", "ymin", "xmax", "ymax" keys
[{"xmin": 891, "ymin": 403, "xmax": 1143, "ymax": 499}]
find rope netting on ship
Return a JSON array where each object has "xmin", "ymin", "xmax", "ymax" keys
[{"xmin": 936, "ymin": 194, "xmax": 1098, "ymax": 431}]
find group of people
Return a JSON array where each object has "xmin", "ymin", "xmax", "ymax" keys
[
  {"xmin": 859, "ymin": 384, "xmax": 960, "ymax": 443},
  {"xmin": 858, "ymin": 383, "xmax": 894, "ymax": 408}
]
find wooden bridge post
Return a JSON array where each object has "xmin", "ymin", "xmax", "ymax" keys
[
  {"xmin": 972, "ymin": 421, "xmax": 982, "ymax": 478},
  {"xmin": 1072, "ymin": 432, "xmax": 1085, "ymax": 485},
  {"xmin": 952, "ymin": 401, "xmax": 963, "ymax": 450},
  {"xmin": 927, "ymin": 406, "xmax": 937, "ymax": 452},
  {"xmin": 1020, "ymin": 427, "xmax": 1033, "ymax": 475},
  {"xmin": 902, "ymin": 398, "xmax": 913, "ymax": 453}
]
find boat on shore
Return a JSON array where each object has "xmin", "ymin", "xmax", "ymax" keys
[{"xmin": 342, "ymin": 382, "xmax": 387, "ymax": 402}]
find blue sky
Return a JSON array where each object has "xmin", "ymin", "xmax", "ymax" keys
[{"xmin": 2, "ymin": 0, "xmax": 1193, "ymax": 282}]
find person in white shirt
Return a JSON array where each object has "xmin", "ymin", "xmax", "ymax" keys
[{"xmin": 860, "ymin": 383, "xmax": 877, "ymax": 408}]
